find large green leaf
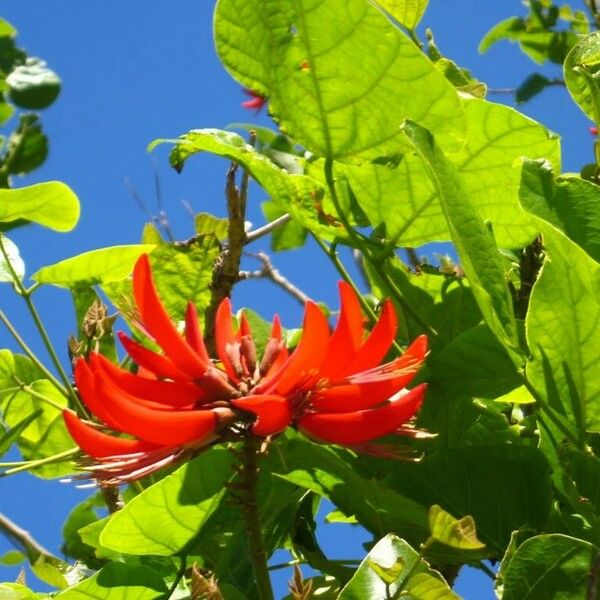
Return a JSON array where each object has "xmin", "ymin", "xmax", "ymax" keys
[
  {"xmin": 347, "ymin": 97, "xmax": 558, "ymax": 248},
  {"xmin": 274, "ymin": 437, "xmax": 430, "ymax": 547},
  {"xmin": 520, "ymin": 158, "xmax": 600, "ymax": 263},
  {"xmin": 338, "ymin": 534, "xmax": 458, "ymax": 600},
  {"xmin": 564, "ymin": 31, "xmax": 600, "ymax": 122},
  {"xmin": 214, "ymin": 0, "xmax": 464, "ymax": 159},
  {"xmin": 55, "ymin": 563, "xmax": 167, "ymax": 600},
  {"xmin": 0, "ymin": 181, "xmax": 79, "ymax": 232},
  {"xmin": 402, "ymin": 119, "xmax": 518, "ymax": 351},
  {"xmin": 33, "ymin": 245, "xmax": 156, "ymax": 287},
  {"xmin": 100, "ymin": 449, "xmax": 233, "ymax": 555},
  {"xmin": 498, "ymin": 534, "xmax": 599, "ymax": 600},
  {"xmin": 372, "ymin": 0, "xmax": 429, "ymax": 30},
  {"xmin": 0, "ymin": 350, "xmax": 74, "ymax": 478},
  {"xmin": 152, "ymin": 128, "xmax": 340, "ymax": 241},
  {"xmin": 383, "ymin": 444, "xmax": 552, "ymax": 554},
  {"xmin": 427, "ymin": 324, "xmax": 521, "ymax": 399}
]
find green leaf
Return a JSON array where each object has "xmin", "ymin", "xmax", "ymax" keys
[
  {"xmin": 274, "ymin": 437, "xmax": 430, "ymax": 547},
  {"xmin": 479, "ymin": 17, "xmax": 526, "ymax": 54},
  {"xmin": 499, "ymin": 534, "xmax": 599, "ymax": 600},
  {"xmin": 564, "ymin": 32, "xmax": 600, "ymax": 122},
  {"xmin": 347, "ymin": 97, "xmax": 558, "ymax": 248},
  {"xmin": 214, "ymin": 0, "xmax": 465, "ymax": 159},
  {"xmin": 0, "ymin": 551, "xmax": 25, "ymax": 566},
  {"xmin": 515, "ymin": 73, "xmax": 552, "ymax": 104},
  {"xmin": 6, "ymin": 58, "xmax": 60, "ymax": 110},
  {"xmin": 427, "ymin": 324, "xmax": 521, "ymax": 399},
  {"xmin": 152, "ymin": 128, "xmax": 339, "ymax": 240},
  {"xmin": 428, "ymin": 505, "xmax": 485, "ymax": 550},
  {"xmin": 4, "ymin": 114, "xmax": 48, "ymax": 176},
  {"xmin": 0, "ymin": 351, "xmax": 74, "ymax": 478},
  {"xmin": 0, "ymin": 409, "xmax": 41, "ymax": 457},
  {"xmin": 402, "ymin": 119, "xmax": 518, "ymax": 351},
  {"xmin": 0, "ymin": 182, "xmax": 80, "ymax": 232},
  {"xmin": 520, "ymin": 159, "xmax": 600, "ymax": 263},
  {"xmin": 262, "ymin": 200, "xmax": 307, "ymax": 251},
  {"xmin": 338, "ymin": 534, "xmax": 459, "ymax": 600},
  {"xmin": 55, "ymin": 563, "xmax": 167, "ymax": 600},
  {"xmin": 523, "ymin": 225, "xmax": 600, "ymax": 433},
  {"xmin": 372, "ymin": 0, "xmax": 429, "ymax": 30},
  {"xmin": 0, "ymin": 235, "xmax": 24, "ymax": 282},
  {"xmin": 0, "ymin": 582, "xmax": 44, "ymax": 599},
  {"xmin": 33, "ymin": 245, "xmax": 156, "ymax": 287},
  {"xmin": 194, "ymin": 212, "xmax": 229, "ymax": 239},
  {"xmin": 0, "ymin": 19, "xmax": 17, "ymax": 38},
  {"xmin": 100, "ymin": 449, "xmax": 233, "ymax": 555},
  {"xmin": 384, "ymin": 444, "xmax": 553, "ymax": 554}
]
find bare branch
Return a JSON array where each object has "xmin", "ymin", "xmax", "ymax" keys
[
  {"xmin": 0, "ymin": 511, "xmax": 56, "ymax": 563},
  {"xmin": 245, "ymin": 213, "xmax": 291, "ymax": 244},
  {"xmin": 242, "ymin": 252, "xmax": 309, "ymax": 306}
]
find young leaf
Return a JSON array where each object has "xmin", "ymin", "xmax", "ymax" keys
[
  {"xmin": 0, "ymin": 235, "xmax": 25, "ymax": 282},
  {"xmin": 338, "ymin": 534, "xmax": 459, "ymax": 599},
  {"xmin": 402, "ymin": 120, "xmax": 519, "ymax": 352},
  {"xmin": 214, "ymin": 0, "xmax": 465, "ymax": 159},
  {"xmin": 564, "ymin": 31, "xmax": 600, "ymax": 122},
  {"xmin": 0, "ymin": 181, "xmax": 79, "ymax": 232},
  {"xmin": 6, "ymin": 58, "xmax": 60, "ymax": 110},
  {"xmin": 428, "ymin": 505, "xmax": 485, "ymax": 550}
]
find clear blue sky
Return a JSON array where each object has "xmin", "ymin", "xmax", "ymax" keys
[{"xmin": 0, "ymin": 1, "xmax": 592, "ymax": 598}]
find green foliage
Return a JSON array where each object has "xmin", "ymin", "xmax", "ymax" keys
[
  {"xmin": 564, "ymin": 32, "xmax": 600, "ymax": 122},
  {"xmin": 372, "ymin": 0, "xmax": 429, "ymax": 31}
]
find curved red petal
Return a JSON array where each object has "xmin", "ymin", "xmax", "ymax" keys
[
  {"xmin": 91, "ymin": 353, "xmax": 206, "ymax": 407},
  {"xmin": 133, "ymin": 255, "xmax": 208, "ymax": 378},
  {"xmin": 93, "ymin": 371, "xmax": 217, "ymax": 446},
  {"xmin": 63, "ymin": 411, "xmax": 157, "ymax": 459},
  {"xmin": 344, "ymin": 300, "xmax": 397, "ymax": 375},
  {"xmin": 271, "ymin": 315, "xmax": 282, "ymax": 341},
  {"xmin": 118, "ymin": 332, "xmax": 191, "ymax": 381},
  {"xmin": 231, "ymin": 394, "xmax": 292, "ymax": 436},
  {"xmin": 298, "ymin": 384, "xmax": 427, "ymax": 445},
  {"xmin": 215, "ymin": 297, "xmax": 239, "ymax": 383},
  {"xmin": 319, "ymin": 281, "xmax": 365, "ymax": 380},
  {"xmin": 273, "ymin": 301, "xmax": 330, "ymax": 395},
  {"xmin": 185, "ymin": 302, "xmax": 210, "ymax": 365},
  {"xmin": 74, "ymin": 359, "xmax": 123, "ymax": 430}
]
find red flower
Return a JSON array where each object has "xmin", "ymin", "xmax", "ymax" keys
[
  {"xmin": 64, "ymin": 255, "xmax": 427, "ymax": 482},
  {"xmin": 241, "ymin": 88, "xmax": 267, "ymax": 111}
]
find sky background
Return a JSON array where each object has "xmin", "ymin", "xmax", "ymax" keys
[{"xmin": 0, "ymin": 1, "xmax": 594, "ymax": 598}]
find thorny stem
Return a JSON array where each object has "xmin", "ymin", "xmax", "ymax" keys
[
  {"xmin": 205, "ymin": 162, "xmax": 248, "ymax": 354},
  {"xmin": 239, "ymin": 437, "xmax": 274, "ymax": 600},
  {"xmin": 0, "ymin": 237, "xmax": 84, "ymax": 414}
]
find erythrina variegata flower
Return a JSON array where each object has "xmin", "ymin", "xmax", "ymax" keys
[{"xmin": 64, "ymin": 254, "xmax": 427, "ymax": 483}]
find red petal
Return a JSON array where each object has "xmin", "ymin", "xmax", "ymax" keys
[
  {"xmin": 118, "ymin": 332, "xmax": 191, "ymax": 381},
  {"xmin": 272, "ymin": 301, "xmax": 330, "ymax": 395},
  {"xmin": 271, "ymin": 315, "xmax": 282, "ymax": 341},
  {"xmin": 298, "ymin": 384, "xmax": 427, "ymax": 445},
  {"xmin": 93, "ymin": 370, "xmax": 217, "ymax": 446},
  {"xmin": 63, "ymin": 411, "xmax": 158, "ymax": 459},
  {"xmin": 91, "ymin": 353, "xmax": 206, "ymax": 407},
  {"xmin": 319, "ymin": 281, "xmax": 365, "ymax": 380},
  {"xmin": 231, "ymin": 394, "xmax": 292, "ymax": 436},
  {"xmin": 133, "ymin": 255, "xmax": 208, "ymax": 378},
  {"xmin": 215, "ymin": 298, "xmax": 240, "ymax": 383},
  {"xmin": 344, "ymin": 300, "xmax": 397, "ymax": 375},
  {"xmin": 74, "ymin": 359, "xmax": 123, "ymax": 430},
  {"xmin": 185, "ymin": 302, "xmax": 210, "ymax": 365}
]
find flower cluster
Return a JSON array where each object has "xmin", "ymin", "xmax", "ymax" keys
[{"xmin": 64, "ymin": 255, "xmax": 427, "ymax": 482}]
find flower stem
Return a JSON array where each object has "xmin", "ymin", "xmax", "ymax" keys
[{"xmin": 240, "ymin": 437, "xmax": 274, "ymax": 600}]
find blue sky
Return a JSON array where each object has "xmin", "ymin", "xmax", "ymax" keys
[{"xmin": 0, "ymin": 1, "xmax": 593, "ymax": 598}]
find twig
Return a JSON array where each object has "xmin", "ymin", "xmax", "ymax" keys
[
  {"xmin": 242, "ymin": 252, "xmax": 310, "ymax": 306},
  {"xmin": 245, "ymin": 213, "xmax": 291, "ymax": 244},
  {"xmin": 0, "ymin": 511, "xmax": 57, "ymax": 562}
]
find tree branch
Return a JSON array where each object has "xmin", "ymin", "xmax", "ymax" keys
[{"xmin": 0, "ymin": 511, "xmax": 57, "ymax": 563}]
